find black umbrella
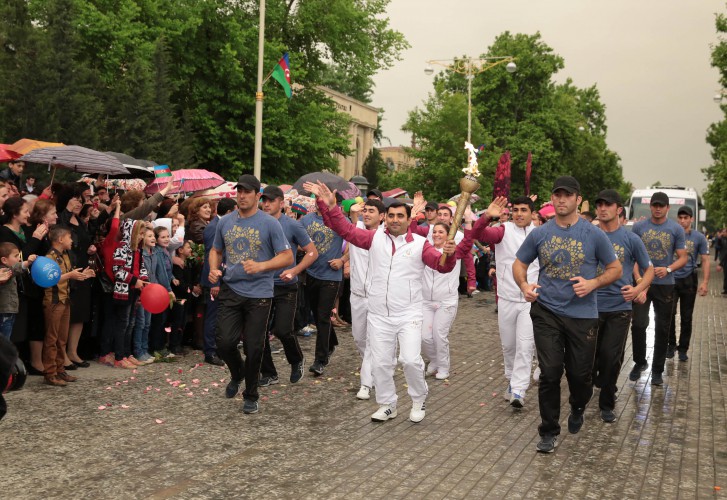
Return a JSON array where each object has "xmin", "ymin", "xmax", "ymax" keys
[
  {"xmin": 293, "ymin": 171, "xmax": 351, "ymax": 195},
  {"xmin": 20, "ymin": 146, "xmax": 129, "ymax": 180},
  {"xmin": 104, "ymin": 152, "xmax": 157, "ymax": 179}
]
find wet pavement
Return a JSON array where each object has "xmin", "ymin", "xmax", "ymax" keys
[{"xmin": 1, "ymin": 269, "xmax": 725, "ymax": 499}]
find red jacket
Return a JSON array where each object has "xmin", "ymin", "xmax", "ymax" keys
[{"xmin": 100, "ymin": 217, "xmax": 120, "ymax": 281}]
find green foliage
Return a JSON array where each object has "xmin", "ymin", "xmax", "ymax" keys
[
  {"xmin": 362, "ymin": 148, "xmax": 388, "ymax": 189},
  {"xmin": 0, "ymin": 0, "xmax": 407, "ymax": 183},
  {"xmin": 398, "ymin": 32, "xmax": 628, "ymax": 205},
  {"xmin": 704, "ymin": 11, "xmax": 727, "ymax": 227}
]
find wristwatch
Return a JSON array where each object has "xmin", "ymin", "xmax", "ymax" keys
[{"xmin": 666, "ymin": 267, "xmax": 672, "ymax": 274}]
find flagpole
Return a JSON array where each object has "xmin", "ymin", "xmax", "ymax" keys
[{"xmin": 253, "ymin": 0, "xmax": 266, "ymax": 180}]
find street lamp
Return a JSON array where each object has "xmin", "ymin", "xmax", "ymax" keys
[
  {"xmin": 253, "ymin": 0, "xmax": 267, "ymax": 180},
  {"xmin": 424, "ymin": 56, "xmax": 517, "ymax": 143}
]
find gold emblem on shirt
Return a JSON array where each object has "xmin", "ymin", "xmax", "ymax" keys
[{"xmin": 540, "ymin": 235, "xmax": 586, "ymax": 280}]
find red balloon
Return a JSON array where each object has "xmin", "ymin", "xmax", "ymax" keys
[{"xmin": 140, "ymin": 283, "xmax": 170, "ymax": 314}]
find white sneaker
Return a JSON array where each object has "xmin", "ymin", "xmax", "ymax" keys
[
  {"xmin": 510, "ymin": 392, "xmax": 525, "ymax": 409},
  {"xmin": 504, "ymin": 383, "xmax": 512, "ymax": 401},
  {"xmin": 409, "ymin": 400, "xmax": 426, "ymax": 423},
  {"xmin": 435, "ymin": 372, "xmax": 449, "ymax": 380},
  {"xmin": 533, "ymin": 365, "xmax": 541, "ymax": 383},
  {"xmin": 371, "ymin": 404, "xmax": 397, "ymax": 422},
  {"xmin": 425, "ymin": 365, "xmax": 437, "ymax": 377},
  {"xmin": 356, "ymin": 386, "xmax": 371, "ymax": 400}
]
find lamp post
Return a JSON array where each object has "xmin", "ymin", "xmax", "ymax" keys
[
  {"xmin": 253, "ymin": 0, "xmax": 266, "ymax": 180},
  {"xmin": 424, "ymin": 56, "xmax": 517, "ymax": 143}
]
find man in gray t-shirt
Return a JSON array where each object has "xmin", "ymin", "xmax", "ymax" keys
[
  {"xmin": 514, "ymin": 176, "xmax": 621, "ymax": 453},
  {"xmin": 209, "ymin": 174, "xmax": 293, "ymax": 415},
  {"xmin": 629, "ymin": 191, "xmax": 687, "ymax": 386}
]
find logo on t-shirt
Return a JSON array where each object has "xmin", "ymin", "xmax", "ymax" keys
[
  {"xmin": 673, "ymin": 239, "xmax": 695, "ymax": 262},
  {"xmin": 540, "ymin": 235, "xmax": 585, "ymax": 280},
  {"xmin": 224, "ymin": 225, "xmax": 262, "ymax": 264},
  {"xmin": 597, "ymin": 243, "xmax": 624, "ymax": 276},
  {"xmin": 306, "ymin": 220, "xmax": 334, "ymax": 255},
  {"xmin": 641, "ymin": 229, "xmax": 671, "ymax": 261}
]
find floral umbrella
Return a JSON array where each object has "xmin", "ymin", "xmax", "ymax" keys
[
  {"xmin": 144, "ymin": 169, "xmax": 224, "ymax": 195},
  {"xmin": 191, "ymin": 181, "xmax": 237, "ymax": 199}
]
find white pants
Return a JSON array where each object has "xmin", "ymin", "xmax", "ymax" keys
[
  {"xmin": 368, "ymin": 312, "xmax": 428, "ymax": 406},
  {"xmin": 421, "ymin": 299, "xmax": 458, "ymax": 375},
  {"xmin": 498, "ymin": 299, "xmax": 535, "ymax": 396},
  {"xmin": 350, "ymin": 294, "xmax": 373, "ymax": 388}
]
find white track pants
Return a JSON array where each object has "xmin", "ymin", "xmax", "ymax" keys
[
  {"xmin": 368, "ymin": 312, "xmax": 428, "ymax": 406},
  {"xmin": 498, "ymin": 299, "xmax": 535, "ymax": 396},
  {"xmin": 350, "ymin": 295, "xmax": 373, "ymax": 388},
  {"xmin": 421, "ymin": 299, "xmax": 458, "ymax": 375}
]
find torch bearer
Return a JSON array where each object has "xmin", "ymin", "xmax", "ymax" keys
[{"xmin": 440, "ymin": 142, "xmax": 482, "ymax": 265}]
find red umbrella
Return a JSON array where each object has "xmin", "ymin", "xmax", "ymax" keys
[
  {"xmin": 144, "ymin": 169, "xmax": 225, "ymax": 195},
  {"xmin": 191, "ymin": 181, "xmax": 237, "ymax": 199},
  {"xmin": 0, "ymin": 144, "xmax": 21, "ymax": 162}
]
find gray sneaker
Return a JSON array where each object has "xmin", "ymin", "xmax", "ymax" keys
[
  {"xmin": 536, "ymin": 434, "xmax": 557, "ymax": 453},
  {"xmin": 259, "ymin": 375, "xmax": 279, "ymax": 387},
  {"xmin": 242, "ymin": 399, "xmax": 259, "ymax": 414}
]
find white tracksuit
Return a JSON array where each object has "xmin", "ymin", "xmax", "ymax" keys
[
  {"xmin": 420, "ymin": 233, "xmax": 470, "ymax": 377},
  {"xmin": 319, "ymin": 200, "xmax": 457, "ymax": 407},
  {"xmin": 474, "ymin": 219, "xmax": 539, "ymax": 397},
  {"xmin": 349, "ymin": 221, "xmax": 373, "ymax": 388}
]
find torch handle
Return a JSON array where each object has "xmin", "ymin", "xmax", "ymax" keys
[{"xmin": 439, "ymin": 192, "xmax": 472, "ymax": 266}]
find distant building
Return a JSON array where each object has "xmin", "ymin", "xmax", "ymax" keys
[
  {"xmin": 318, "ymin": 86, "xmax": 379, "ymax": 180},
  {"xmin": 379, "ymin": 146, "xmax": 416, "ymax": 171}
]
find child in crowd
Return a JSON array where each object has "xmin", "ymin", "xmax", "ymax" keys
[
  {"xmin": 149, "ymin": 226, "xmax": 175, "ymax": 357},
  {"xmin": 0, "ymin": 242, "xmax": 36, "ymax": 339},
  {"xmin": 111, "ymin": 219, "xmax": 148, "ymax": 369},
  {"xmin": 43, "ymin": 227, "xmax": 94, "ymax": 386},
  {"xmin": 169, "ymin": 240, "xmax": 194, "ymax": 356}
]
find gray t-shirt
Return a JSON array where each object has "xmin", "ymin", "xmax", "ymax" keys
[
  {"xmin": 274, "ymin": 214, "xmax": 312, "ymax": 287},
  {"xmin": 673, "ymin": 230, "xmax": 708, "ymax": 279},
  {"xmin": 213, "ymin": 210, "xmax": 290, "ymax": 298},
  {"xmin": 597, "ymin": 227, "xmax": 652, "ymax": 312},
  {"xmin": 516, "ymin": 218, "xmax": 617, "ymax": 319},
  {"xmin": 300, "ymin": 212, "xmax": 343, "ymax": 282},
  {"xmin": 632, "ymin": 218, "xmax": 686, "ymax": 285}
]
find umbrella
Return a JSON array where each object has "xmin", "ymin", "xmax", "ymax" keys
[
  {"xmin": 338, "ymin": 182, "xmax": 361, "ymax": 200},
  {"xmin": 279, "ymin": 184, "xmax": 293, "ymax": 193},
  {"xmin": 9, "ymin": 138, "xmax": 64, "ymax": 156},
  {"xmin": 0, "ymin": 145, "xmax": 21, "ymax": 163},
  {"xmin": 19, "ymin": 145, "xmax": 129, "ymax": 178},
  {"xmin": 191, "ymin": 181, "xmax": 237, "ymax": 199},
  {"xmin": 292, "ymin": 171, "xmax": 351, "ymax": 195},
  {"xmin": 144, "ymin": 169, "xmax": 225, "ymax": 195},
  {"xmin": 104, "ymin": 152, "xmax": 157, "ymax": 179},
  {"xmin": 449, "ymin": 193, "xmax": 481, "ymax": 204},
  {"xmin": 81, "ymin": 177, "xmax": 148, "ymax": 192}
]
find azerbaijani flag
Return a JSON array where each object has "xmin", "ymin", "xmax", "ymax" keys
[
  {"xmin": 154, "ymin": 164, "xmax": 172, "ymax": 178},
  {"xmin": 272, "ymin": 53, "xmax": 292, "ymax": 98}
]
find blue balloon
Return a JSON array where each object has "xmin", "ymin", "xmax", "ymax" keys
[{"xmin": 30, "ymin": 256, "xmax": 62, "ymax": 288}]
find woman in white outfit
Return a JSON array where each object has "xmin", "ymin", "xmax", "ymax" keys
[{"xmin": 421, "ymin": 222, "xmax": 474, "ymax": 380}]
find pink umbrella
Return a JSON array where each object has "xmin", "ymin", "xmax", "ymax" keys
[
  {"xmin": 0, "ymin": 144, "xmax": 21, "ymax": 163},
  {"xmin": 191, "ymin": 181, "xmax": 237, "ymax": 199},
  {"xmin": 144, "ymin": 169, "xmax": 224, "ymax": 195}
]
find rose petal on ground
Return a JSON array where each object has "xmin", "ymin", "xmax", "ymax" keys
[
  {"xmin": 271, "ymin": 390, "xmax": 278, "ymax": 395},
  {"xmin": 203, "ymin": 388, "xmax": 209, "ymax": 392},
  {"xmin": 479, "ymin": 403, "xmax": 486, "ymax": 407},
  {"xmin": 211, "ymin": 383, "xmax": 219, "ymax": 387},
  {"xmin": 121, "ymin": 404, "xmax": 130, "ymax": 409},
  {"xmin": 262, "ymin": 396, "xmax": 269, "ymax": 401},
  {"xmin": 132, "ymin": 369, "xmax": 138, "ymax": 374},
  {"xmin": 178, "ymin": 369, "xmax": 183, "ymax": 374},
  {"xmin": 106, "ymin": 387, "xmax": 113, "ymax": 390},
  {"xmin": 130, "ymin": 376, "xmax": 136, "ymax": 380},
  {"xmin": 98, "ymin": 405, "xmax": 106, "ymax": 410},
  {"xmin": 492, "ymin": 392, "xmax": 498, "ymax": 397},
  {"xmin": 187, "ymin": 392, "xmax": 194, "ymax": 397},
  {"xmin": 155, "ymin": 418, "xmax": 164, "ymax": 424},
  {"xmin": 192, "ymin": 379, "xmax": 200, "ymax": 384}
]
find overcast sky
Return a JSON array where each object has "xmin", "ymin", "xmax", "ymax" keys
[{"xmin": 371, "ymin": 0, "xmax": 724, "ymax": 192}]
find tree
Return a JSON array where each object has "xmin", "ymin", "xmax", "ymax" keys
[
  {"xmin": 400, "ymin": 32, "xmax": 628, "ymax": 204},
  {"xmin": 704, "ymin": 11, "xmax": 727, "ymax": 227}
]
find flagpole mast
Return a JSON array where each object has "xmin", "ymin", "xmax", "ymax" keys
[{"xmin": 253, "ymin": 0, "xmax": 266, "ymax": 180}]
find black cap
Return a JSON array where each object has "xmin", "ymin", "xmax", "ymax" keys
[
  {"xmin": 235, "ymin": 174, "xmax": 261, "ymax": 192},
  {"xmin": 650, "ymin": 192, "xmax": 669, "ymax": 206},
  {"xmin": 677, "ymin": 206, "xmax": 693, "ymax": 217},
  {"xmin": 367, "ymin": 189, "xmax": 383, "ymax": 199},
  {"xmin": 594, "ymin": 189, "xmax": 623, "ymax": 206},
  {"xmin": 260, "ymin": 185, "xmax": 284, "ymax": 201},
  {"xmin": 424, "ymin": 201, "xmax": 439, "ymax": 211},
  {"xmin": 551, "ymin": 176, "xmax": 580, "ymax": 194}
]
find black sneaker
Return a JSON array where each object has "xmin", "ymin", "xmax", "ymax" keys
[
  {"xmin": 600, "ymin": 409, "xmax": 616, "ymax": 423},
  {"xmin": 666, "ymin": 346, "xmax": 675, "ymax": 359},
  {"xmin": 259, "ymin": 375, "xmax": 279, "ymax": 387},
  {"xmin": 242, "ymin": 399, "xmax": 259, "ymax": 414},
  {"xmin": 290, "ymin": 360, "xmax": 304, "ymax": 383},
  {"xmin": 651, "ymin": 372, "xmax": 664, "ymax": 386},
  {"xmin": 536, "ymin": 434, "xmax": 557, "ymax": 453},
  {"xmin": 678, "ymin": 351, "xmax": 688, "ymax": 362},
  {"xmin": 225, "ymin": 379, "xmax": 242, "ymax": 399},
  {"xmin": 628, "ymin": 362, "xmax": 648, "ymax": 381},
  {"xmin": 568, "ymin": 412, "xmax": 584, "ymax": 434},
  {"xmin": 204, "ymin": 355, "xmax": 225, "ymax": 366},
  {"xmin": 309, "ymin": 360, "xmax": 325, "ymax": 376}
]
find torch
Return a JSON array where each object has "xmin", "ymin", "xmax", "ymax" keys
[{"xmin": 440, "ymin": 142, "xmax": 481, "ymax": 265}]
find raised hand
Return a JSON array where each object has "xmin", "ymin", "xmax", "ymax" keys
[
  {"xmin": 486, "ymin": 196, "xmax": 508, "ymax": 219},
  {"xmin": 315, "ymin": 181, "xmax": 337, "ymax": 208}
]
